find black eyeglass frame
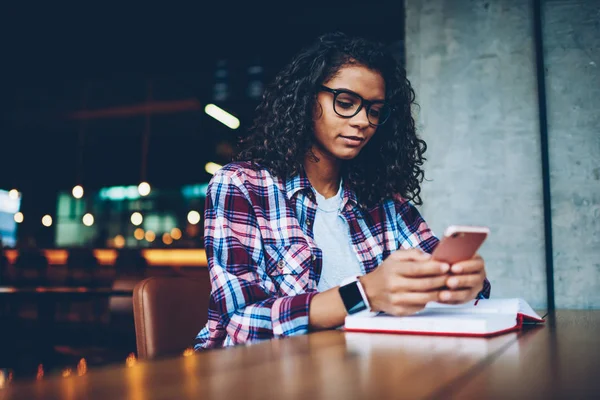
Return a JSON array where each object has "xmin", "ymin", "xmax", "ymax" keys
[{"xmin": 319, "ymin": 85, "xmax": 392, "ymax": 126}]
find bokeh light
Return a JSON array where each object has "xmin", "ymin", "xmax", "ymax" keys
[
  {"xmin": 187, "ymin": 211, "xmax": 201, "ymax": 225},
  {"xmin": 131, "ymin": 212, "xmax": 143, "ymax": 226},
  {"xmin": 138, "ymin": 182, "xmax": 151, "ymax": 196},
  {"xmin": 72, "ymin": 185, "xmax": 84, "ymax": 199},
  {"xmin": 42, "ymin": 215, "xmax": 53, "ymax": 227}
]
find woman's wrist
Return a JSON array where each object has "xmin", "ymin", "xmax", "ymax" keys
[{"xmin": 358, "ymin": 273, "xmax": 379, "ymax": 312}]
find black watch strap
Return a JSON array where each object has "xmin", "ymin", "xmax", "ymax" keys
[{"xmin": 339, "ymin": 280, "xmax": 368, "ymax": 315}]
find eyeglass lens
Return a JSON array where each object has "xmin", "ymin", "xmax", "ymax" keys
[{"xmin": 334, "ymin": 92, "xmax": 390, "ymax": 125}]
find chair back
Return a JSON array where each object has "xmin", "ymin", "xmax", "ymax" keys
[{"xmin": 133, "ymin": 275, "xmax": 210, "ymax": 360}]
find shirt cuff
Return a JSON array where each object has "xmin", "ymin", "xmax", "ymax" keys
[
  {"xmin": 477, "ymin": 278, "xmax": 491, "ymax": 299},
  {"xmin": 271, "ymin": 292, "xmax": 318, "ymax": 337}
]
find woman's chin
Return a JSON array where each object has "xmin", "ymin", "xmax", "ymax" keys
[
  {"xmin": 310, "ymin": 143, "xmax": 364, "ymax": 162},
  {"xmin": 334, "ymin": 147, "xmax": 363, "ymax": 160}
]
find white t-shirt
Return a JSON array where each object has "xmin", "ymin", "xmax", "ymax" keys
[{"xmin": 313, "ymin": 183, "xmax": 364, "ymax": 292}]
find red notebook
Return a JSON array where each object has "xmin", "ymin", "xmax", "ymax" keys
[{"xmin": 344, "ymin": 298, "xmax": 544, "ymax": 337}]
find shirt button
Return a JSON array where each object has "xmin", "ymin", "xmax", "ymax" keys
[
  {"xmin": 306, "ymin": 219, "xmax": 312, "ymax": 226},
  {"xmin": 311, "ymin": 254, "xmax": 316, "ymax": 262},
  {"xmin": 277, "ymin": 259, "xmax": 286, "ymax": 269}
]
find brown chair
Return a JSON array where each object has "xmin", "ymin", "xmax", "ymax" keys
[{"xmin": 133, "ymin": 275, "xmax": 211, "ymax": 360}]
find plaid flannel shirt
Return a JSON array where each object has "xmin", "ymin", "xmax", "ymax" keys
[{"xmin": 194, "ymin": 162, "xmax": 491, "ymax": 349}]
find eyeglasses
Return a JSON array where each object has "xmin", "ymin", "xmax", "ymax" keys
[{"xmin": 319, "ymin": 85, "xmax": 392, "ymax": 126}]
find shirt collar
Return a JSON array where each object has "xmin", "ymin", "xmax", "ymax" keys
[
  {"xmin": 340, "ymin": 180, "xmax": 359, "ymax": 210},
  {"xmin": 285, "ymin": 168, "xmax": 313, "ymax": 201},
  {"xmin": 285, "ymin": 168, "xmax": 359, "ymax": 210}
]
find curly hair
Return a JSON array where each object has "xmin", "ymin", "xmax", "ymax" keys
[{"xmin": 236, "ymin": 32, "xmax": 428, "ymax": 208}]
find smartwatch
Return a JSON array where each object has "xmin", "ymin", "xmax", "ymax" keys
[{"xmin": 338, "ymin": 276, "xmax": 376, "ymax": 316}]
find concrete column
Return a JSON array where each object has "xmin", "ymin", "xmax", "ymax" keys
[
  {"xmin": 544, "ymin": 0, "xmax": 600, "ymax": 309},
  {"xmin": 405, "ymin": 0, "xmax": 547, "ymax": 307}
]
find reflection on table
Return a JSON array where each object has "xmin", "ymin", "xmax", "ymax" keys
[{"xmin": 2, "ymin": 310, "xmax": 598, "ymax": 399}]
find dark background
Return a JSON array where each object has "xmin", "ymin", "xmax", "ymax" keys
[{"xmin": 0, "ymin": 2, "xmax": 405, "ymax": 242}]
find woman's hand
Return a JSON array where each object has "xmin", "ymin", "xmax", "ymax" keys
[
  {"xmin": 359, "ymin": 249, "xmax": 450, "ymax": 316},
  {"xmin": 439, "ymin": 254, "xmax": 487, "ymax": 304}
]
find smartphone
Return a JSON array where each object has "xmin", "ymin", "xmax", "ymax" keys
[{"xmin": 431, "ymin": 225, "xmax": 489, "ymax": 264}]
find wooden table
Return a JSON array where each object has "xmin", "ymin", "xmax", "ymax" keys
[{"xmin": 1, "ymin": 311, "xmax": 598, "ymax": 399}]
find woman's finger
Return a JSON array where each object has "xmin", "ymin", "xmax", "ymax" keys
[
  {"xmin": 450, "ymin": 258, "xmax": 485, "ymax": 274},
  {"xmin": 400, "ymin": 274, "xmax": 448, "ymax": 292},
  {"xmin": 446, "ymin": 273, "xmax": 484, "ymax": 290},
  {"xmin": 438, "ymin": 288, "xmax": 475, "ymax": 304},
  {"xmin": 391, "ymin": 291, "xmax": 441, "ymax": 306},
  {"xmin": 391, "ymin": 260, "xmax": 449, "ymax": 278}
]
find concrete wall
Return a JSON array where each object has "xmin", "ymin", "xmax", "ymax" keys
[
  {"xmin": 405, "ymin": 0, "xmax": 547, "ymax": 308},
  {"xmin": 544, "ymin": 0, "xmax": 600, "ymax": 308},
  {"xmin": 405, "ymin": 0, "xmax": 600, "ymax": 309}
]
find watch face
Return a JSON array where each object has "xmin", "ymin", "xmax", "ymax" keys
[{"xmin": 339, "ymin": 281, "xmax": 367, "ymax": 314}]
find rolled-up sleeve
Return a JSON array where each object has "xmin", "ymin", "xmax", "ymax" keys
[{"xmin": 198, "ymin": 169, "xmax": 317, "ymax": 348}]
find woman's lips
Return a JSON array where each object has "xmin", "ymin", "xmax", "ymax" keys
[{"xmin": 339, "ymin": 135, "xmax": 364, "ymax": 146}]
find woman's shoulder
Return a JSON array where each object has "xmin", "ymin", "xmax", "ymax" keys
[
  {"xmin": 372, "ymin": 193, "xmax": 410, "ymax": 211},
  {"xmin": 390, "ymin": 193, "xmax": 410, "ymax": 206},
  {"xmin": 362, "ymin": 193, "xmax": 413, "ymax": 220},
  {"xmin": 210, "ymin": 161, "xmax": 277, "ymax": 190},
  {"xmin": 214, "ymin": 161, "xmax": 271, "ymax": 180},
  {"xmin": 387, "ymin": 194, "xmax": 428, "ymax": 226},
  {"xmin": 374, "ymin": 194, "xmax": 423, "ymax": 221}
]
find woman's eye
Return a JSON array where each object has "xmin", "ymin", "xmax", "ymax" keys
[
  {"xmin": 369, "ymin": 109, "xmax": 381, "ymax": 117},
  {"xmin": 336, "ymin": 100, "xmax": 355, "ymax": 109}
]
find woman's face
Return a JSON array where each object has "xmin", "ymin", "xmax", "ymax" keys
[{"xmin": 311, "ymin": 64, "xmax": 385, "ymax": 162}]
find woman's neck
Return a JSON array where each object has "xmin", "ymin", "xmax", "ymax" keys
[{"xmin": 303, "ymin": 148, "xmax": 341, "ymax": 199}]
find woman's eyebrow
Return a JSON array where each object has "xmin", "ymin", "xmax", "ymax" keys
[{"xmin": 335, "ymin": 87, "xmax": 386, "ymax": 102}]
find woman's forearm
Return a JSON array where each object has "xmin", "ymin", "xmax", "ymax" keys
[{"xmin": 308, "ymin": 287, "xmax": 348, "ymax": 330}]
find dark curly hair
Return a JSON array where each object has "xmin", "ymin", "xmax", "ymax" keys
[{"xmin": 236, "ymin": 32, "xmax": 428, "ymax": 208}]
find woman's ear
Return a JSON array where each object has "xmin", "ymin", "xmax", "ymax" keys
[{"xmin": 313, "ymin": 95, "xmax": 324, "ymax": 120}]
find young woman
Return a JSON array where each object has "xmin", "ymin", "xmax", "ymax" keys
[{"xmin": 194, "ymin": 32, "xmax": 490, "ymax": 349}]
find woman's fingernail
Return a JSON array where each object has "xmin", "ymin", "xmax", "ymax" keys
[
  {"xmin": 453, "ymin": 265, "xmax": 463, "ymax": 273},
  {"xmin": 440, "ymin": 291, "xmax": 452, "ymax": 301},
  {"xmin": 440, "ymin": 263, "xmax": 450, "ymax": 273},
  {"xmin": 447, "ymin": 277, "xmax": 458, "ymax": 287}
]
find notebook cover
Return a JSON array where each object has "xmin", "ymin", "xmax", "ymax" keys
[{"xmin": 344, "ymin": 312, "xmax": 543, "ymax": 337}]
